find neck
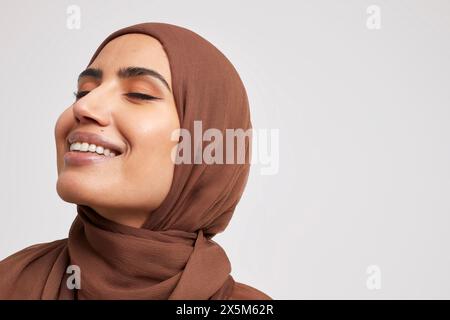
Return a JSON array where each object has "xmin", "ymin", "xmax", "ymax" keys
[{"xmin": 88, "ymin": 205, "xmax": 148, "ymax": 228}]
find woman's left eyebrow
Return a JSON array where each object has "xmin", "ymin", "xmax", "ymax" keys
[{"xmin": 118, "ymin": 67, "xmax": 171, "ymax": 92}]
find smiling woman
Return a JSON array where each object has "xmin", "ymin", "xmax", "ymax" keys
[
  {"xmin": 0, "ymin": 22, "xmax": 271, "ymax": 300},
  {"xmin": 55, "ymin": 33, "xmax": 181, "ymax": 228}
]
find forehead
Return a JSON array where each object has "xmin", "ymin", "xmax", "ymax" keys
[{"xmin": 89, "ymin": 33, "xmax": 172, "ymax": 83}]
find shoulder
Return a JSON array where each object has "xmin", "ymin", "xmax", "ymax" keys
[
  {"xmin": 228, "ymin": 281, "xmax": 272, "ymax": 300},
  {"xmin": 1, "ymin": 239, "xmax": 67, "ymax": 264},
  {"xmin": 0, "ymin": 239, "xmax": 68, "ymax": 299},
  {"xmin": 0, "ymin": 238, "xmax": 68, "ymax": 274}
]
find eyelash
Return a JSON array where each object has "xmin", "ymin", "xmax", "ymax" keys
[{"xmin": 73, "ymin": 91, "xmax": 159, "ymax": 101}]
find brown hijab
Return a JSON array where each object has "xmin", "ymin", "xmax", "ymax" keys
[{"xmin": 0, "ymin": 22, "xmax": 252, "ymax": 299}]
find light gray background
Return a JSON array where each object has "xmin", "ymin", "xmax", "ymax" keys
[{"xmin": 1, "ymin": 0, "xmax": 449, "ymax": 299}]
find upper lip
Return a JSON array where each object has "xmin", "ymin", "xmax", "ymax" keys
[{"xmin": 66, "ymin": 131, "xmax": 125, "ymax": 155}]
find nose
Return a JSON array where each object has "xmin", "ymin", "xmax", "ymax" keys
[{"xmin": 72, "ymin": 87, "xmax": 112, "ymax": 126}]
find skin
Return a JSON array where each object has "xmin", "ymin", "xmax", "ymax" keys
[{"xmin": 54, "ymin": 33, "xmax": 180, "ymax": 228}]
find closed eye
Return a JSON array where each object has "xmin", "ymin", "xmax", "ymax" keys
[
  {"xmin": 73, "ymin": 91, "xmax": 160, "ymax": 101},
  {"xmin": 73, "ymin": 90, "xmax": 90, "ymax": 100},
  {"xmin": 125, "ymin": 92, "xmax": 159, "ymax": 101}
]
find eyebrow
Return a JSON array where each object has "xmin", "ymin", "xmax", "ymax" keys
[{"xmin": 78, "ymin": 67, "xmax": 171, "ymax": 92}]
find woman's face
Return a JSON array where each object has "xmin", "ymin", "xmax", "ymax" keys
[{"xmin": 55, "ymin": 33, "xmax": 180, "ymax": 227}]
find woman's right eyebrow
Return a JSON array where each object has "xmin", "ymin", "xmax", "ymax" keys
[
  {"xmin": 77, "ymin": 67, "xmax": 171, "ymax": 92},
  {"xmin": 78, "ymin": 68, "xmax": 102, "ymax": 82}
]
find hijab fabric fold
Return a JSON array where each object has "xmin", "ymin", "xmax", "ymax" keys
[{"xmin": 0, "ymin": 22, "xmax": 251, "ymax": 300}]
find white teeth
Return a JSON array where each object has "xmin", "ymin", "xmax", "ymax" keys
[
  {"xmin": 105, "ymin": 149, "xmax": 114, "ymax": 157},
  {"xmin": 70, "ymin": 142, "xmax": 81, "ymax": 151},
  {"xmin": 69, "ymin": 141, "xmax": 118, "ymax": 157},
  {"xmin": 80, "ymin": 142, "xmax": 89, "ymax": 152}
]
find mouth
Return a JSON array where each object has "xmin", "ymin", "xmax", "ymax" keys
[
  {"xmin": 64, "ymin": 131, "xmax": 125, "ymax": 166},
  {"xmin": 68, "ymin": 141, "xmax": 121, "ymax": 157}
]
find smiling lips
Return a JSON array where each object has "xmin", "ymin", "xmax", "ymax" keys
[
  {"xmin": 70, "ymin": 142, "xmax": 117, "ymax": 157},
  {"xmin": 67, "ymin": 131, "xmax": 124, "ymax": 154},
  {"xmin": 64, "ymin": 131, "xmax": 125, "ymax": 166}
]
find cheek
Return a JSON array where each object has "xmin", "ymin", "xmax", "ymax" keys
[
  {"xmin": 54, "ymin": 107, "xmax": 74, "ymax": 172},
  {"xmin": 124, "ymin": 102, "xmax": 180, "ymax": 157},
  {"xmin": 127, "ymin": 112, "xmax": 179, "ymax": 168},
  {"xmin": 121, "ymin": 108, "xmax": 180, "ymax": 193}
]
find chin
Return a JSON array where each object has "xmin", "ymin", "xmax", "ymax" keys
[{"xmin": 56, "ymin": 171, "xmax": 112, "ymax": 206}]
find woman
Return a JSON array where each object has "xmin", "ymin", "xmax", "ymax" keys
[{"xmin": 0, "ymin": 22, "xmax": 271, "ymax": 300}]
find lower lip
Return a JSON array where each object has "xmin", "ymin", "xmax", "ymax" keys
[{"xmin": 64, "ymin": 151, "xmax": 118, "ymax": 166}]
